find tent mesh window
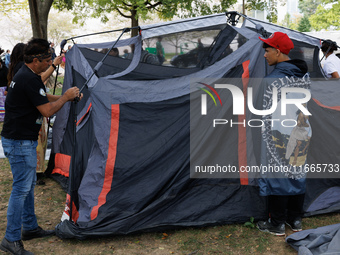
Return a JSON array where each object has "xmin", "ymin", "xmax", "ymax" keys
[{"xmin": 77, "ymin": 25, "xmax": 249, "ymax": 80}]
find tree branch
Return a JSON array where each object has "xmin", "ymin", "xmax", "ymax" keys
[
  {"xmin": 146, "ymin": 1, "xmax": 163, "ymax": 9},
  {"xmin": 122, "ymin": 1, "xmax": 132, "ymax": 7},
  {"xmin": 116, "ymin": 7, "xmax": 131, "ymax": 18}
]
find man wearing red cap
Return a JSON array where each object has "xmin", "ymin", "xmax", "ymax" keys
[{"xmin": 256, "ymin": 32, "xmax": 310, "ymax": 236}]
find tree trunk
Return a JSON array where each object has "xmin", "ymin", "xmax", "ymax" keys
[
  {"xmin": 130, "ymin": 8, "xmax": 139, "ymax": 37},
  {"xmin": 28, "ymin": 0, "xmax": 53, "ymax": 40}
]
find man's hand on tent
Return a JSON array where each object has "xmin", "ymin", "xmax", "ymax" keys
[
  {"xmin": 53, "ymin": 54, "xmax": 64, "ymax": 66},
  {"xmin": 64, "ymin": 86, "xmax": 81, "ymax": 102},
  {"xmin": 65, "ymin": 86, "xmax": 83, "ymax": 102},
  {"xmin": 74, "ymin": 92, "xmax": 83, "ymax": 102},
  {"xmin": 37, "ymin": 86, "xmax": 82, "ymax": 117}
]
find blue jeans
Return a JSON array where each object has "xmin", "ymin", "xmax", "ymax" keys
[{"xmin": 1, "ymin": 137, "xmax": 39, "ymax": 242}]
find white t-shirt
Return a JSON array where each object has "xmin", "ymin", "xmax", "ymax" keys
[{"xmin": 323, "ymin": 53, "xmax": 340, "ymax": 78}]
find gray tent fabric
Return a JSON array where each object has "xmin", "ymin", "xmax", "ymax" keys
[
  {"xmin": 141, "ymin": 13, "xmax": 227, "ymax": 39},
  {"xmin": 286, "ymin": 223, "xmax": 340, "ymax": 255},
  {"xmin": 306, "ymin": 187, "xmax": 340, "ymax": 213},
  {"xmin": 243, "ymin": 17, "xmax": 320, "ymax": 46}
]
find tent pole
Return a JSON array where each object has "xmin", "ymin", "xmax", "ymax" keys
[
  {"xmin": 69, "ymin": 99, "xmax": 77, "ymax": 222},
  {"xmin": 64, "ymin": 26, "xmax": 140, "ymax": 43},
  {"xmin": 46, "ymin": 41, "xmax": 67, "ymax": 154},
  {"xmin": 78, "ymin": 27, "xmax": 133, "ymax": 94}
]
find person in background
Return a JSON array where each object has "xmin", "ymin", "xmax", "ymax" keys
[
  {"xmin": 7, "ymin": 43, "xmax": 25, "ymax": 87},
  {"xmin": 0, "ymin": 38, "xmax": 82, "ymax": 255},
  {"xmin": 126, "ymin": 44, "xmax": 135, "ymax": 60},
  {"xmin": 109, "ymin": 48, "xmax": 120, "ymax": 57},
  {"xmin": 0, "ymin": 48, "xmax": 8, "ymax": 122},
  {"xmin": 156, "ymin": 37, "xmax": 165, "ymax": 65},
  {"xmin": 123, "ymin": 49, "xmax": 129, "ymax": 58},
  {"xmin": 7, "ymin": 42, "xmax": 63, "ymax": 89},
  {"xmin": 50, "ymin": 42, "xmax": 56, "ymax": 61},
  {"xmin": 0, "ymin": 48, "xmax": 8, "ymax": 88},
  {"xmin": 197, "ymin": 38, "xmax": 204, "ymax": 49},
  {"xmin": 141, "ymin": 48, "xmax": 160, "ymax": 65},
  {"xmin": 5, "ymin": 50, "xmax": 11, "ymax": 68},
  {"xmin": 321, "ymin": 40, "xmax": 340, "ymax": 79}
]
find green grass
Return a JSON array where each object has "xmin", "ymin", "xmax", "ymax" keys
[
  {"xmin": 51, "ymin": 86, "xmax": 63, "ymax": 96},
  {"xmin": 57, "ymin": 76, "xmax": 64, "ymax": 84},
  {"xmin": 47, "ymin": 75, "xmax": 64, "ymax": 95}
]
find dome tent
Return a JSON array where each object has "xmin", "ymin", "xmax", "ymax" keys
[{"xmin": 46, "ymin": 12, "xmax": 340, "ymax": 239}]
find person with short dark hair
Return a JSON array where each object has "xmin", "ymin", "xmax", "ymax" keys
[
  {"xmin": 156, "ymin": 37, "xmax": 165, "ymax": 65},
  {"xmin": 108, "ymin": 47, "xmax": 120, "ymax": 57},
  {"xmin": 256, "ymin": 32, "xmax": 309, "ymax": 236},
  {"xmin": 197, "ymin": 38, "xmax": 204, "ymax": 49},
  {"xmin": 0, "ymin": 38, "xmax": 82, "ymax": 255},
  {"xmin": 7, "ymin": 42, "xmax": 64, "ymax": 93},
  {"xmin": 321, "ymin": 40, "xmax": 340, "ymax": 78},
  {"xmin": 0, "ymin": 47, "xmax": 8, "ymax": 87},
  {"xmin": 49, "ymin": 42, "xmax": 56, "ymax": 61}
]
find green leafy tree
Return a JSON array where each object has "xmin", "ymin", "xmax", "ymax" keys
[
  {"xmin": 1, "ymin": 0, "xmax": 75, "ymax": 42},
  {"xmin": 1, "ymin": 0, "xmax": 54, "ymax": 40},
  {"xmin": 298, "ymin": 0, "xmax": 322, "ymax": 16},
  {"xmin": 245, "ymin": 0, "xmax": 286, "ymax": 23},
  {"xmin": 2, "ymin": 0, "xmax": 56, "ymax": 40},
  {"xmin": 0, "ymin": 0, "xmax": 28, "ymax": 15},
  {"xmin": 309, "ymin": 0, "xmax": 340, "ymax": 30},
  {"xmin": 1, "ymin": 14, "xmax": 32, "ymax": 46},
  {"xmin": 279, "ymin": 13, "xmax": 299, "ymax": 30},
  {"xmin": 48, "ymin": 11, "xmax": 78, "ymax": 45},
  {"xmin": 53, "ymin": 0, "xmax": 238, "ymax": 37},
  {"xmin": 298, "ymin": 16, "xmax": 312, "ymax": 32}
]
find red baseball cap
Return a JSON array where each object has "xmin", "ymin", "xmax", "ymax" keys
[{"xmin": 259, "ymin": 32, "xmax": 294, "ymax": 55}]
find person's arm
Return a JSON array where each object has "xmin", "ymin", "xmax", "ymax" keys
[
  {"xmin": 37, "ymin": 86, "xmax": 80, "ymax": 117},
  {"xmin": 41, "ymin": 55, "xmax": 64, "ymax": 83},
  {"xmin": 331, "ymin": 71, "xmax": 340, "ymax": 79},
  {"xmin": 46, "ymin": 92, "xmax": 83, "ymax": 102},
  {"xmin": 46, "ymin": 94, "xmax": 61, "ymax": 102}
]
